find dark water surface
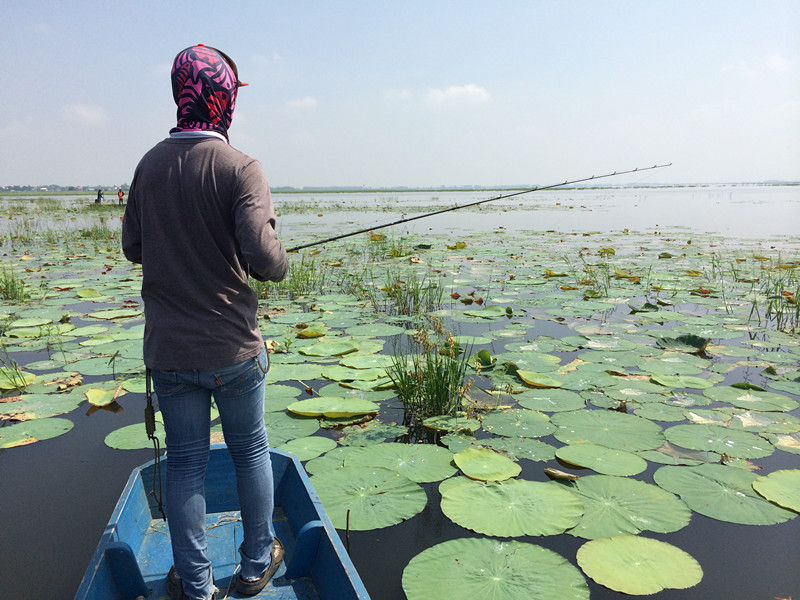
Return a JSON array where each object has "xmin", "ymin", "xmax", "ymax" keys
[{"xmin": 0, "ymin": 184, "xmax": 798, "ymax": 599}]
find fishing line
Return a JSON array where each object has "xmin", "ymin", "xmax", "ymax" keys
[{"xmin": 284, "ymin": 163, "xmax": 671, "ymax": 253}]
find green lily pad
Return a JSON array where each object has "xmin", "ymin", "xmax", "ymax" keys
[
  {"xmin": 298, "ymin": 339, "xmax": 361, "ymax": 357},
  {"xmin": 264, "ymin": 411, "xmax": 320, "ymax": 446},
  {"xmin": 439, "ymin": 476, "xmax": 584, "ymax": 536},
  {"xmin": 650, "ymin": 373, "xmax": 714, "ymax": 389},
  {"xmin": 752, "ymin": 469, "xmax": 800, "ymax": 513},
  {"xmin": 453, "ymin": 446, "xmax": 521, "ymax": 481},
  {"xmin": 517, "ymin": 370, "xmax": 563, "ymax": 388},
  {"xmin": 654, "ymin": 463, "xmax": 797, "ymax": 525},
  {"xmin": 484, "ymin": 436, "xmax": 557, "ymax": 462},
  {"xmin": 481, "ymin": 408, "xmax": 554, "ymax": 438},
  {"xmin": 402, "ymin": 538, "xmax": 589, "ymax": 600},
  {"xmin": 276, "ymin": 435, "xmax": 337, "ymax": 461},
  {"xmin": 702, "ymin": 386, "xmax": 799, "ymax": 412},
  {"xmin": 655, "ymin": 333, "xmax": 711, "ymax": 353},
  {"xmin": 517, "ymin": 388, "xmax": 586, "ymax": 412},
  {"xmin": 344, "ymin": 323, "xmax": 405, "ymax": 337},
  {"xmin": 664, "ymin": 423, "xmax": 774, "ymax": 459},
  {"xmin": 105, "ymin": 421, "xmax": 165, "ymax": 449},
  {"xmin": 423, "ymin": 415, "xmax": 481, "ymax": 433},
  {"xmin": 556, "ymin": 443, "xmax": 647, "ymax": 476},
  {"xmin": 0, "ymin": 417, "xmax": 74, "ymax": 448},
  {"xmin": 288, "ymin": 397, "xmax": 379, "ymax": 418},
  {"xmin": 310, "ymin": 466, "xmax": 427, "ymax": 530},
  {"xmin": 551, "ymin": 409, "xmax": 664, "ymax": 452},
  {"xmin": 463, "ymin": 305, "xmax": 510, "ymax": 319},
  {"xmin": 339, "ymin": 422, "xmax": 408, "ymax": 446},
  {"xmin": 567, "ymin": 475, "xmax": 691, "ymax": 539},
  {"xmin": 345, "ymin": 443, "xmax": 456, "ymax": 483},
  {"xmin": 577, "ymin": 535, "xmax": 702, "ymax": 595}
]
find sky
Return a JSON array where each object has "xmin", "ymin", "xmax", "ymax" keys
[{"xmin": 1, "ymin": 1, "xmax": 798, "ymax": 188}]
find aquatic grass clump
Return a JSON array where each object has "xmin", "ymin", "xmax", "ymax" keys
[
  {"xmin": 252, "ymin": 251, "xmax": 334, "ymax": 300},
  {"xmin": 387, "ymin": 319, "xmax": 474, "ymax": 430},
  {"xmin": 0, "ymin": 265, "xmax": 29, "ymax": 302}
]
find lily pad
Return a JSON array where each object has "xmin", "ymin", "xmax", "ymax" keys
[
  {"xmin": 551, "ymin": 409, "xmax": 664, "ymax": 452},
  {"xmin": 276, "ymin": 435, "xmax": 337, "ymax": 461},
  {"xmin": 567, "ymin": 475, "xmax": 691, "ymax": 539},
  {"xmin": 664, "ymin": 423, "xmax": 774, "ymax": 459},
  {"xmin": 654, "ymin": 463, "xmax": 797, "ymax": 525},
  {"xmin": 439, "ymin": 476, "xmax": 584, "ymax": 536},
  {"xmin": 453, "ymin": 446, "xmax": 521, "ymax": 481},
  {"xmin": 481, "ymin": 408, "xmax": 554, "ymax": 438},
  {"xmin": 702, "ymin": 386, "xmax": 799, "ymax": 412},
  {"xmin": 655, "ymin": 333, "xmax": 711, "ymax": 353},
  {"xmin": 752, "ymin": 469, "xmax": 800, "ymax": 513},
  {"xmin": 402, "ymin": 538, "xmax": 589, "ymax": 600},
  {"xmin": 577, "ymin": 535, "xmax": 702, "ymax": 595},
  {"xmin": 0, "ymin": 417, "xmax": 74, "ymax": 448},
  {"xmin": 556, "ymin": 443, "xmax": 647, "ymax": 476},
  {"xmin": 517, "ymin": 388, "xmax": 586, "ymax": 412},
  {"xmin": 310, "ymin": 466, "xmax": 426, "ymax": 530},
  {"xmin": 287, "ymin": 396, "xmax": 379, "ymax": 418},
  {"xmin": 345, "ymin": 443, "xmax": 456, "ymax": 483}
]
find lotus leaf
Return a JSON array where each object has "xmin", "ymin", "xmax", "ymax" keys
[
  {"xmin": 298, "ymin": 339, "xmax": 360, "ymax": 357},
  {"xmin": 276, "ymin": 435, "xmax": 337, "ymax": 461},
  {"xmin": 439, "ymin": 476, "xmax": 584, "ymax": 536},
  {"xmin": 517, "ymin": 388, "xmax": 586, "ymax": 412},
  {"xmin": 345, "ymin": 443, "xmax": 456, "ymax": 482},
  {"xmin": 105, "ymin": 421, "xmax": 165, "ymax": 449},
  {"xmin": 517, "ymin": 370, "xmax": 563, "ymax": 388},
  {"xmin": 752, "ymin": 469, "xmax": 800, "ymax": 512},
  {"xmin": 339, "ymin": 422, "xmax": 408, "ymax": 446},
  {"xmin": 702, "ymin": 385, "xmax": 799, "ymax": 412},
  {"xmin": 481, "ymin": 408, "xmax": 554, "ymax": 437},
  {"xmin": 287, "ymin": 397, "xmax": 379, "ymax": 418},
  {"xmin": 577, "ymin": 535, "xmax": 702, "ymax": 595},
  {"xmin": 654, "ymin": 463, "xmax": 797, "ymax": 525},
  {"xmin": 453, "ymin": 446, "xmax": 521, "ymax": 481},
  {"xmin": 263, "ymin": 411, "xmax": 319, "ymax": 446},
  {"xmin": 488, "ymin": 436, "xmax": 557, "ymax": 462},
  {"xmin": 567, "ymin": 474, "xmax": 691, "ymax": 539},
  {"xmin": 344, "ymin": 323, "xmax": 404, "ymax": 337},
  {"xmin": 422, "ymin": 415, "xmax": 481, "ymax": 433},
  {"xmin": 402, "ymin": 538, "xmax": 589, "ymax": 600},
  {"xmin": 655, "ymin": 333, "xmax": 710, "ymax": 353},
  {"xmin": 556, "ymin": 443, "xmax": 647, "ymax": 476},
  {"xmin": 463, "ymin": 305, "xmax": 509, "ymax": 319},
  {"xmin": 764, "ymin": 432, "xmax": 800, "ymax": 454},
  {"xmin": 664, "ymin": 423, "xmax": 774, "ymax": 459},
  {"xmin": 552, "ymin": 409, "xmax": 664, "ymax": 452},
  {"xmin": 0, "ymin": 367, "xmax": 36, "ymax": 390},
  {"xmin": 650, "ymin": 373, "xmax": 714, "ymax": 389},
  {"xmin": 84, "ymin": 385, "xmax": 126, "ymax": 407},
  {"xmin": 0, "ymin": 417, "xmax": 74, "ymax": 448},
  {"xmin": 310, "ymin": 466, "xmax": 426, "ymax": 530},
  {"xmin": 304, "ymin": 446, "xmax": 355, "ymax": 475}
]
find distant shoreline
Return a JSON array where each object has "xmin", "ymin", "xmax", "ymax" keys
[{"xmin": 3, "ymin": 181, "xmax": 797, "ymax": 196}]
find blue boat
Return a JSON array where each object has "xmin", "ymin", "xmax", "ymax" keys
[{"xmin": 75, "ymin": 445, "xmax": 371, "ymax": 599}]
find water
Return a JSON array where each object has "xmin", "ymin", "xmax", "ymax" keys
[{"xmin": 0, "ymin": 184, "xmax": 798, "ymax": 599}]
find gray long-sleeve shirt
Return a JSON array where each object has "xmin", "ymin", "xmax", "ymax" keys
[{"xmin": 122, "ymin": 136, "xmax": 288, "ymax": 370}]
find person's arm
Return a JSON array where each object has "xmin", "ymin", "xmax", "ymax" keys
[
  {"xmin": 121, "ymin": 177, "xmax": 142, "ymax": 264},
  {"xmin": 233, "ymin": 160, "xmax": 288, "ymax": 282}
]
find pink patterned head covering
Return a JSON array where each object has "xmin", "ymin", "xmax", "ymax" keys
[{"xmin": 169, "ymin": 45, "xmax": 247, "ymax": 140}]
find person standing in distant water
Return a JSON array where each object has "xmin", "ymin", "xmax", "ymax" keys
[
  {"xmin": 117, "ymin": 188, "xmax": 124, "ymax": 204},
  {"xmin": 122, "ymin": 45, "xmax": 288, "ymax": 600},
  {"xmin": 95, "ymin": 189, "xmax": 103, "ymax": 203}
]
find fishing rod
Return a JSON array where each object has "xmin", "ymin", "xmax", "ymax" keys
[{"xmin": 285, "ymin": 163, "xmax": 671, "ymax": 252}]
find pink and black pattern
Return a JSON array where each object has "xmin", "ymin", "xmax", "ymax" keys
[{"xmin": 170, "ymin": 45, "xmax": 239, "ymax": 140}]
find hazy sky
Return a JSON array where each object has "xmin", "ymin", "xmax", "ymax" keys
[{"xmin": 1, "ymin": 1, "xmax": 798, "ymax": 188}]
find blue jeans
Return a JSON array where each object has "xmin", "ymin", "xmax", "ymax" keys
[{"xmin": 152, "ymin": 348, "xmax": 274, "ymax": 600}]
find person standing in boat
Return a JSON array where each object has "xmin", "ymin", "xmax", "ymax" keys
[
  {"xmin": 122, "ymin": 44, "xmax": 288, "ymax": 600},
  {"xmin": 117, "ymin": 188, "xmax": 124, "ymax": 204}
]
